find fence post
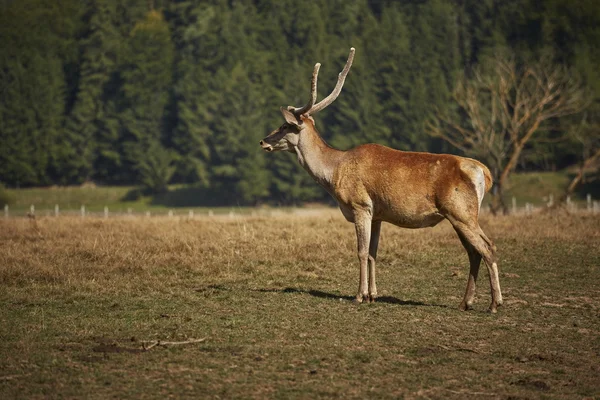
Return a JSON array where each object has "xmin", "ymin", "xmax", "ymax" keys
[
  {"xmin": 594, "ymin": 201, "xmax": 599, "ymax": 215},
  {"xmin": 4, "ymin": 204, "xmax": 8, "ymax": 219},
  {"xmin": 548, "ymin": 194, "xmax": 554, "ymax": 207},
  {"xmin": 512, "ymin": 197, "xmax": 517, "ymax": 214},
  {"xmin": 146, "ymin": 211, "xmax": 151, "ymax": 218},
  {"xmin": 81, "ymin": 205, "xmax": 85, "ymax": 219},
  {"xmin": 127, "ymin": 208, "xmax": 132, "ymax": 217},
  {"xmin": 168, "ymin": 210, "xmax": 173, "ymax": 218},
  {"xmin": 54, "ymin": 204, "xmax": 59, "ymax": 217},
  {"xmin": 587, "ymin": 194, "xmax": 592, "ymax": 212},
  {"xmin": 104, "ymin": 206, "xmax": 109, "ymax": 219},
  {"xmin": 188, "ymin": 210, "xmax": 194, "ymax": 219},
  {"xmin": 208, "ymin": 210, "xmax": 213, "ymax": 217},
  {"xmin": 30, "ymin": 204, "xmax": 35, "ymax": 217}
]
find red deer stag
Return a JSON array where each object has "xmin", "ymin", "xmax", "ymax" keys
[{"xmin": 260, "ymin": 48, "xmax": 503, "ymax": 312}]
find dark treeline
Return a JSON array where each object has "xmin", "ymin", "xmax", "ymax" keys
[{"xmin": 1, "ymin": 0, "xmax": 599, "ymax": 204}]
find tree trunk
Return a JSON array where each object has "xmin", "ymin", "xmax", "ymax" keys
[
  {"xmin": 497, "ymin": 122, "xmax": 541, "ymax": 197},
  {"xmin": 560, "ymin": 148, "xmax": 600, "ymax": 203},
  {"xmin": 492, "ymin": 137, "xmax": 533, "ymax": 215},
  {"xmin": 489, "ymin": 180, "xmax": 509, "ymax": 216},
  {"xmin": 499, "ymin": 142, "xmax": 526, "ymax": 190}
]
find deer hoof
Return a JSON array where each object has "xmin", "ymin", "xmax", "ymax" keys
[
  {"xmin": 459, "ymin": 302, "xmax": 473, "ymax": 311},
  {"xmin": 487, "ymin": 304, "xmax": 498, "ymax": 314},
  {"xmin": 368, "ymin": 295, "xmax": 377, "ymax": 303},
  {"xmin": 354, "ymin": 294, "xmax": 371, "ymax": 304}
]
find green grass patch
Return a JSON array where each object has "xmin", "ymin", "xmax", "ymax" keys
[
  {"xmin": 505, "ymin": 170, "xmax": 571, "ymax": 205},
  {"xmin": 2, "ymin": 185, "xmax": 272, "ymax": 215},
  {"xmin": 5, "ymin": 185, "xmax": 140, "ymax": 212}
]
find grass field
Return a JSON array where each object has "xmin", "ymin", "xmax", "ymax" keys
[{"xmin": 1, "ymin": 211, "xmax": 599, "ymax": 399}]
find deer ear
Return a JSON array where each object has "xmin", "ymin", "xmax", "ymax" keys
[{"xmin": 280, "ymin": 107, "xmax": 301, "ymax": 126}]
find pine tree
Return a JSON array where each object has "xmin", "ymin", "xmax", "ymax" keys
[
  {"xmin": 205, "ymin": 48, "xmax": 270, "ymax": 202},
  {"xmin": 118, "ymin": 8, "xmax": 175, "ymax": 192},
  {"xmin": 0, "ymin": 0, "xmax": 79, "ymax": 186},
  {"xmin": 167, "ymin": 1, "xmax": 224, "ymax": 185},
  {"xmin": 60, "ymin": 0, "xmax": 121, "ymax": 184},
  {"xmin": 362, "ymin": 4, "xmax": 411, "ymax": 150}
]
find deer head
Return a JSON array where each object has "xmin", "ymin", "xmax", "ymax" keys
[{"xmin": 260, "ymin": 48, "xmax": 355, "ymax": 153}]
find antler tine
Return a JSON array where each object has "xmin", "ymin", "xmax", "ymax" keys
[
  {"xmin": 290, "ymin": 63, "xmax": 321, "ymax": 115},
  {"xmin": 307, "ymin": 47, "xmax": 355, "ymax": 115}
]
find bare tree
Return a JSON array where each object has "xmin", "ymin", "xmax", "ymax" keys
[
  {"xmin": 561, "ymin": 117, "xmax": 600, "ymax": 201},
  {"xmin": 428, "ymin": 56, "xmax": 589, "ymax": 214}
]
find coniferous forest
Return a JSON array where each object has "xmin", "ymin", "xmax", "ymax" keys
[{"xmin": 1, "ymin": 0, "xmax": 599, "ymax": 205}]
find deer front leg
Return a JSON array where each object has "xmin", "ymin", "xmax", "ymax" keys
[
  {"xmin": 368, "ymin": 220, "xmax": 381, "ymax": 303},
  {"xmin": 354, "ymin": 212, "xmax": 372, "ymax": 304}
]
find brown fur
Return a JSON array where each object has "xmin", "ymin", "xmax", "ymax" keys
[{"xmin": 335, "ymin": 143, "xmax": 487, "ymax": 226}]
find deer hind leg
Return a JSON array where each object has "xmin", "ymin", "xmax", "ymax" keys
[
  {"xmin": 475, "ymin": 226, "xmax": 502, "ymax": 306},
  {"xmin": 455, "ymin": 229, "xmax": 482, "ymax": 311},
  {"xmin": 368, "ymin": 220, "xmax": 381, "ymax": 303},
  {"xmin": 450, "ymin": 220, "xmax": 502, "ymax": 313},
  {"xmin": 353, "ymin": 211, "xmax": 372, "ymax": 304}
]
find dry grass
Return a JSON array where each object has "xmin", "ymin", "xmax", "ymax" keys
[{"xmin": 1, "ymin": 211, "xmax": 599, "ymax": 399}]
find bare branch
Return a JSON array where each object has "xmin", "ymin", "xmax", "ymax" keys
[
  {"xmin": 426, "ymin": 118, "xmax": 471, "ymax": 154},
  {"xmin": 141, "ymin": 337, "xmax": 208, "ymax": 351},
  {"xmin": 429, "ymin": 53, "xmax": 591, "ymax": 214}
]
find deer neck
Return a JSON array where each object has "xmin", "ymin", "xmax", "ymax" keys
[{"xmin": 295, "ymin": 123, "xmax": 343, "ymax": 192}]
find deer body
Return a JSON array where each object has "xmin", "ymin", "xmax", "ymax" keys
[
  {"xmin": 335, "ymin": 145, "xmax": 490, "ymax": 227},
  {"xmin": 261, "ymin": 48, "xmax": 503, "ymax": 312}
]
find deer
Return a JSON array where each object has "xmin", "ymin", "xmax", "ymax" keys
[{"xmin": 260, "ymin": 48, "xmax": 503, "ymax": 313}]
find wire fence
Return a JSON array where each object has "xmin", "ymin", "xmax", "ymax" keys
[
  {"xmin": 2, "ymin": 204, "xmax": 341, "ymax": 220},
  {"xmin": 500, "ymin": 194, "xmax": 600, "ymax": 216},
  {"xmin": 4, "ymin": 200, "xmax": 600, "ymax": 220},
  {"xmin": 4, "ymin": 195, "xmax": 600, "ymax": 220}
]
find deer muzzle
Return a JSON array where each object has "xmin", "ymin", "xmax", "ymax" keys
[{"xmin": 259, "ymin": 140, "xmax": 273, "ymax": 152}]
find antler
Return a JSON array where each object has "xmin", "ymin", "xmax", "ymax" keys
[
  {"xmin": 309, "ymin": 47, "xmax": 355, "ymax": 114},
  {"xmin": 290, "ymin": 63, "xmax": 321, "ymax": 115},
  {"xmin": 289, "ymin": 47, "xmax": 355, "ymax": 116}
]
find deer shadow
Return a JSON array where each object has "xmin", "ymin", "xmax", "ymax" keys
[{"xmin": 254, "ymin": 287, "xmax": 448, "ymax": 308}]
